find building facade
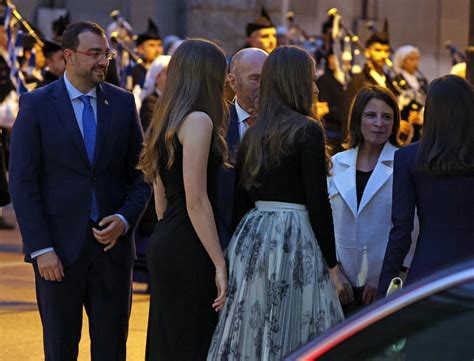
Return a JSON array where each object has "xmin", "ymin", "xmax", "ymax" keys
[{"xmin": 10, "ymin": 0, "xmax": 471, "ymax": 80}]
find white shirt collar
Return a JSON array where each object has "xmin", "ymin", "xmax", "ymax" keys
[
  {"xmin": 63, "ymin": 71, "xmax": 97, "ymax": 101},
  {"xmin": 234, "ymin": 99, "xmax": 251, "ymax": 123}
]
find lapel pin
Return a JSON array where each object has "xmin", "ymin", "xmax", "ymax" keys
[{"xmin": 104, "ymin": 100, "xmax": 109, "ymax": 105}]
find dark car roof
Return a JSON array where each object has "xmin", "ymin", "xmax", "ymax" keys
[{"xmin": 285, "ymin": 258, "xmax": 474, "ymax": 360}]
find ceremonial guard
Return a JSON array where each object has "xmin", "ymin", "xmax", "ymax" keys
[
  {"xmin": 0, "ymin": 14, "xmax": 16, "ymax": 229},
  {"xmin": 132, "ymin": 19, "xmax": 163, "ymax": 88},
  {"xmin": 243, "ymin": 6, "xmax": 277, "ymax": 54},
  {"xmin": 344, "ymin": 21, "xmax": 398, "ymax": 115},
  {"xmin": 392, "ymin": 45, "xmax": 428, "ymax": 142},
  {"xmin": 38, "ymin": 40, "xmax": 65, "ymax": 87}
]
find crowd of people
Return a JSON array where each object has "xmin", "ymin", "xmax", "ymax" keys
[{"xmin": 1, "ymin": 4, "xmax": 474, "ymax": 361}]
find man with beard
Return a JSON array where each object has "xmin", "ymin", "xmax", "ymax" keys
[
  {"xmin": 9, "ymin": 21, "xmax": 150, "ymax": 360},
  {"xmin": 216, "ymin": 47, "xmax": 267, "ymax": 248}
]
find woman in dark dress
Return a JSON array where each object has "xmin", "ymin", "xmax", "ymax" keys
[
  {"xmin": 138, "ymin": 39, "xmax": 229, "ymax": 360},
  {"xmin": 207, "ymin": 46, "xmax": 344, "ymax": 361},
  {"xmin": 378, "ymin": 75, "xmax": 474, "ymax": 295}
]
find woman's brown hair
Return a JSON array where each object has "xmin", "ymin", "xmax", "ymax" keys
[
  {"xmin": 239, "ymin": 45, "xmax": 329, "ymax": 190},
  {"xmin": 345, "ymin": 85, "xmax": 401, "ymax": 149},
  {"xmin": 138, "ymin": 38, "xmax": 229, "ymax": 183},
  {"xmin": 417, "ymin": 75, "xmax": 474, "ymax": 175}
]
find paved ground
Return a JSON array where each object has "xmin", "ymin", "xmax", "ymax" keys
[{"xmin": 0, "ymin": 205, "xmax": 150, "ymax": 360}]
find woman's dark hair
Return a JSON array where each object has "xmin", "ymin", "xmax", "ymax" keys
[
  {"xmin": 239, "ymin": 45, "xmax": 330, "ymax": 190},
  {"xmin": 346, "ymin": 85, "xmax": 401, "ymax": 148},
  {"xmin": 138, "ymin": 38, "xmax": 229, "ymax": 183},
  {"xmin": 61, "ymin": 21, "xmax": 105, "ymax": 51},
  {"xmin": 417, "ymin": 75, "xmax": 474, "ymax": 175}
]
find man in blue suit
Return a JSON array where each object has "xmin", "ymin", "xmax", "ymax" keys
[
  {"xmin": 217, "ymin": 48, "xmax": 267, "ymax": 248},
  {"xmin": 9, "ymin": 21, "xmax": 150, "ymax": 360}
]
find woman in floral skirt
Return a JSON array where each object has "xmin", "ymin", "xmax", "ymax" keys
[{"xmin": 207, "ymin": 46, "xmax": 345, "ymax": 361}]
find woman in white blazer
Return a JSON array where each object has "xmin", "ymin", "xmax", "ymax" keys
[{"xmin": 328, "ymin": 86, "xmax": 401, "ymax": 313}]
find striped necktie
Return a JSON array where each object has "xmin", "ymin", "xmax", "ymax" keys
[
  {"xmin": 79, "ymin": 95, "xmax": 96, "ymax": 163},
  {"xmin": 79, "ymin": 95, "xmax": 99, "ymax": 220}
]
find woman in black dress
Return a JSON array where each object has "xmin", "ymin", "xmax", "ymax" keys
[
  {"xmin": 138, "ymin": 39, "xmax": 229, "ymax": 360},
  {"xmin": 208, "ymin": 46, "xmax": 344, "ymax": 361}
]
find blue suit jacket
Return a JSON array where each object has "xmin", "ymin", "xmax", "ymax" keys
[
  {"xmin": 378, "ymin": 142, "xmax": 474, "ymax": 295},
  {"xmin": 216, "ymin": 103, "xmax": 240, "ymax": 248},
  {"xmin": 9, "ymin": 78, "xmax": 151, "ymax": 266}
]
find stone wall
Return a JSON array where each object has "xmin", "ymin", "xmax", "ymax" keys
[{"xmin": 184, "ymin": 0, "xmax": 283, "ymax": 54}]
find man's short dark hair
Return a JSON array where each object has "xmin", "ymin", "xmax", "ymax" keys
[{"xmin": 62, "ymin": 21, "xmax": 105, "ymax": 50}]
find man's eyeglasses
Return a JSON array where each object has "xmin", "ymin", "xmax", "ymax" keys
[{"xmin": 72, "ymin": 49, "xmax": 116, "ymax": 61}]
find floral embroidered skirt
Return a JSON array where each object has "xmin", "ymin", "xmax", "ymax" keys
[{"xmin": 207, "ymin": 201, "xmax": 344, "ymax": 361}]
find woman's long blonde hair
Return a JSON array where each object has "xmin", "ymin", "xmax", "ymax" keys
[{"xmin": 138, "ymin": 38, "xmax": 229, "ymax": 183}]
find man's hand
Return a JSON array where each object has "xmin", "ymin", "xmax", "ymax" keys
[
  {"xmin": 398, "ymin": 120, "xmax": 415, "ymax": 145},
  {"xmin": 316, "ymin": 101, "xmax": 330, "ymax": 119},
  {"xmin": 362, "ymin": 284, "xmax": 377, "ymax": 304},
  {"xmin": 93, "ymin": 215, "xmax": 125, "ymax": 252},
  {"xmin": 37, "ymin": 251, "xmax": 64, "ymax": 281},
  {"xmin": 408, "ymin": 110, "xmax": 423, "ymax": 125},
  {"xmin": 328, "ymin": 264, "xmax": 354, "ymax": 305}
]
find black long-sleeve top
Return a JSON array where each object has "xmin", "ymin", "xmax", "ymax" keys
[{"xmin": 232, "ymin": 121, "xmax": 338, "ymax": 268}]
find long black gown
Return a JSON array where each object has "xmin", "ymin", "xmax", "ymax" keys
[{"xmin": 145, "ymin": 134, "xmax": 220, "ymax": 360}]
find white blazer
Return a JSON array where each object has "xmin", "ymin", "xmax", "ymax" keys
[{"xmin": 328, "ymin": 142, "xmax": 398, "ymax": 288}]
